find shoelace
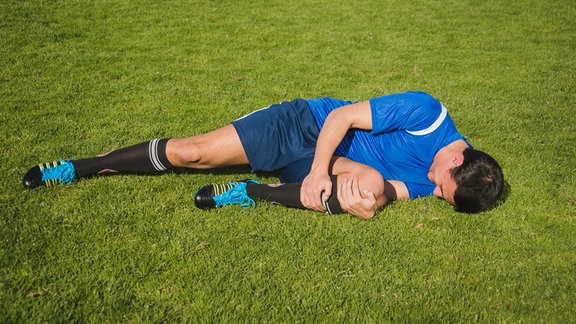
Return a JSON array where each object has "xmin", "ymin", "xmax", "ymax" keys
[
  {"xmin": 41, "ymin": 159, "xmax": 76, "ymax": 184},
  {"xmin": 213, "ymin": 182, "xmax": 256, "ymax": 208}
]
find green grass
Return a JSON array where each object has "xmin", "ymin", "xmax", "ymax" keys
[{"xmin": 1, "ymin": 0, "xmax": 575, "ymax": 321}]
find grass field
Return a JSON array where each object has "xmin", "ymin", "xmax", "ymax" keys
[{"xmin": 1, "ymin": 0, "xmax": 575, "ymax": 322}]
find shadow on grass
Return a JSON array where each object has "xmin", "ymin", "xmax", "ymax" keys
[
  {"xmin": 173, "ymin": 166, "xmax": 280, "ymax": 179},
  {"xmin": 484, "ymin": 180, "xmax": 511, "ymax": 212},
  {"xmin": 89, "ymin": 165, "xmax": 279, "ymax": 180}
]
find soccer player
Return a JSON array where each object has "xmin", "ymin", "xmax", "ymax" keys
[{"xmin": 22, "ymin": 91, "xmax": 504, "ymax": 219}]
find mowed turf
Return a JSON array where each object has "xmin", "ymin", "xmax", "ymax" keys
[{"xmin": 1, "ymin": 0, "xmax": 575, "ymax": 322}]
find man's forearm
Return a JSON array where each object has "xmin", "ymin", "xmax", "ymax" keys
[{"xmin": 310, "ymin": 109, "xmax": 352, "ymax": 173}]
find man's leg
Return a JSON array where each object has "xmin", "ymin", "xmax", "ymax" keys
[
  {"xmin": 244, "ymin": 158, "xmax": 388, "ymax": 217},
  {"xmin": 330, "ymin": 157, "xmax": 390, "ymax": 209},
  {"xmin": 23, "ymin": 124, "xmax": 248, "ymax": 189},
  {"xmin": 72, "ymin": 138, "xmax": 172, "ymax": 178},
  {"xmin": 76, "ymin": 124, "xmax": 248, "ymax": 175},
  {"xmin": 166, "ymin": 124, "xmax": 248, "ymax": 169},
  {"xmin": 194, "ymin": 157, "xmax": 391, "ymax": 218},
  {"xmin": 244, "ymin": 176, "xmax": 344, "ymax": 214}
]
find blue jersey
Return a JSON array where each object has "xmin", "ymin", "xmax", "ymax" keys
[{"xmin": 307, "ymin": 91, "xmax": 468, "ymax": 199}]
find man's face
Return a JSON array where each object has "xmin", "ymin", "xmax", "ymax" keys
[
  {"xmin": 432, "ymin": 169, "xmax": 457, "ymax": 206},
  {"xmin": 428, "ymin": 153, "xmax": 462, "ymax": 206}
]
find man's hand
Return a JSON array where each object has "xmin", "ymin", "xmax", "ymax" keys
[
  {"xmin": 337, "ymin": 176, "xmax": 378, "ymax": 219},
  {"xmin": 300, "ymin": 170, "xmax": 332, "ymax": 212}
]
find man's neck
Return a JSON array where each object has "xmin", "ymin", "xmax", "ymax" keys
[
  {"xmin": 437, "ymin": 139, "xmax": 469, "ymax": 157},
  {"xmin": 428, "ymin": 139, "xmax": 469, "ymax": 182}
]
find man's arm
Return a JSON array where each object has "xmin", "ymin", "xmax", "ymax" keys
[{"xmin": 301, "ymin": 101, "xmax": 373, "ymax": 211}]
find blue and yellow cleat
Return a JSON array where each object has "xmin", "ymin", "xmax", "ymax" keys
[
  {"xmin": 22, "ymin": 159, "xmax": 77, "ymax": 189},
  {"xmin": 194, "ymin": 180, "xmax": 260, "ymax": 210}
]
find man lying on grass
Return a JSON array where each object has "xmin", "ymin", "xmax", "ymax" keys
[{"xmin": 22, "ymin": 91, "xmax": 504, "ymax": 219}]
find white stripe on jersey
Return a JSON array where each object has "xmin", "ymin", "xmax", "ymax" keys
[{"xmin": 407, "ymin": 104, "xmax": 448, "ymax": 136}]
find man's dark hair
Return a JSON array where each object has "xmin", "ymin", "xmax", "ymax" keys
[{"xmin": 450, "ymin": 148, "xmax": 504, "ymax": 213}]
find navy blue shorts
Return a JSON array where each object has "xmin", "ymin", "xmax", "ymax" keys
[{"xmin": 231, "ymin": 99, "xmax": 320, "ymax": 183}]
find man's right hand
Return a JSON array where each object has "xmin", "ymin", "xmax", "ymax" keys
[
  {"xmin": 300, "ymin": 170, "xmax": 333, "ymax": 212},
  {"xmin": 337, "ymin": 176, "xmax": 378, "ymax": 219}
]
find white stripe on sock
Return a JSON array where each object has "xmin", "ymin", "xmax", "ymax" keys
[
  {"xmin": 323, "ymin": 199, "xmax": 332, "ymax": 215},
  {"xmin": 149, "ymin": 139, "xmax": 167, "ymax": 171}
]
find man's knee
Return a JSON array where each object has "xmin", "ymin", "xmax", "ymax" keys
[
  {"xmin": 166, "ymin": 125, "xmax": 249, "ymax": 168},
  {"xmin": 166, "ymin": 137, "xmax": 202, "ymax": 167},
  {"xmin": 356, "ymin": 168, "xmax": 385, "ymax": 197},
  {"xmin": 331, "ymin": 157, "xmax": 384, "ymax": 195},
  {"xmin": 336, "ymin": 166, "xmax": 385, "ymax": 197}
]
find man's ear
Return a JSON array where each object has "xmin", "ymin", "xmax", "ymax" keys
[{"xmin": 452, "ymin": 152, "xmax": 464, "ymax": 167}]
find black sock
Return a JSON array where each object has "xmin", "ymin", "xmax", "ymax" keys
[
  {"xmin": 72, "ymin": 138, "xmax": 173, "ymax": 178},
  {"xmin": 246, "ymin": 176, "xmax": 344, "ymax": 214}
]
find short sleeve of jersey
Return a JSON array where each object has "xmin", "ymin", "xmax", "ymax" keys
[
  {"xmin": 369, "ymin": 91, "xmax": 443, "ymax": 135},
  {"xmin": 405, "ymin": 182, "xmax": 435, "ymax": 199}
]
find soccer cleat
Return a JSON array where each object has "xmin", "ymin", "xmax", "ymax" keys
[
  {"xmin": 22, "ymin": 159, "xmax": 77, "ymax": 189},
  {"xmin": 194, "ymin": 180, "xmax": 260, "ymax": 210}
]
